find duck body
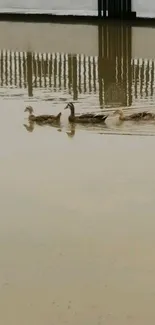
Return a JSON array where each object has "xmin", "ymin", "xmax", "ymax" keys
[
  {"xmin": 24, "ymin": 106, "xmax": 61, "ymax": 124},
  {"xmin": 65, "ymin": 102, "xmax": 108, "ymax": 124},
  {"xmin": 114, "ymin": 109, "xmax": 155, "ymax": 121},
  {"xmin": 68, "ymin": 112, "xmax": 108, "ymax": 123}
]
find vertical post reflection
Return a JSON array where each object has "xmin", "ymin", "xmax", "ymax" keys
[
  {"xmin": 0, "ymin": 36, "xmax": 153, "ymax": 106},
  {"xmin": 98, "ymin": 23, "xmax": 132, "ymax": 108},
  {"xmin": 27, "ymin": 51, "xmax": 33, "ymax": 97}
]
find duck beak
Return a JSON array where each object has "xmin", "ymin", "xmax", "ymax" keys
[
  {"xmin": 24, "ymin": 108, "xmax": 27, "ymax": 112},
  {"xmin": 64, "ymin": 105, "xmax": 68, "ymax": 110}
]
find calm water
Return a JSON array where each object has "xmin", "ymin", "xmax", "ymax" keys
[{"xmin": 0, "ymin": 21, "xmax": 155, "ymax": 325}]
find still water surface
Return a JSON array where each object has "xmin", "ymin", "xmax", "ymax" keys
[{"xmin": 0, "ymin": 21, "xmax": 155, "ymax": 325}]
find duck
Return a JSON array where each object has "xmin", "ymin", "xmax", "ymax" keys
[
  {"xmin": 64, "ymin": 102, "xmax": 108, "ymax": 123},
  {"xmin": 24, "ymin": 106, "xmax": 62, "ymax": 124},
  {"xmin": 113, "ymin": 109, "xmax": 155, "ymax": 121}
]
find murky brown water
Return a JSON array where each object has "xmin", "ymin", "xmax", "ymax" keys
[{"xmin": 0, "ymin": 21, "xmax": 155, "ymax": 325}]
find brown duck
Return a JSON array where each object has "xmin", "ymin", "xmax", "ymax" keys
[
  {"xmin": 113, "ymin": 109, "xmax": 155, "ymax": 121},
  {"xmin": 24, "ymin": 106, "xmax": 61, "ymax": 124},
  {"xmin": 64, "ymin": 102, "xmax": 108, "ymax": 123}
]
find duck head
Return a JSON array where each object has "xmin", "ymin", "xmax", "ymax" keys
[
  {"xmin": 24, "ymin": 106, "xmax": 34, "ymax": 114},
  {"xmin": 64, "ymin": 102, "xmax": 75, "ymax": 113},
  {"xmin": 113, "ymin": 109, "xmax": 123, "ymax": 116},
  {"xmin": 113, "ymin": 109, "xmax": 124, "ymax": 119}
]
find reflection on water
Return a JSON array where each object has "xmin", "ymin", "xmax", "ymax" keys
[
  {"xmin": 0, "ymin": 24, "xmax": 155, "ymax": 111},
  {"xmin": 0, "ymin": 23, "xmax": 155, "ymax": 135},
  {"xmin": 1, "ymin": 22, "xmax": 155, "ymax": 325},
  {"xmin": 23, "ymin": 120, "xmax": 61, "ymax": 133},
  {"xmin": 23, "ymin": 117, "xmax": 155, "ymax": 137}
]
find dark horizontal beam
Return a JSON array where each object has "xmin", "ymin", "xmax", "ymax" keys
[{"xmin": 7, "ymin": 11, "xmax": 155, "ymax": 26}]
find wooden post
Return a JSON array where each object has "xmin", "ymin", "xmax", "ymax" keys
[
  {"xmin": 98, "ymin": 0, "xmax": 102, "ymax": 17},
  {"xmin": 73, "ymin": 55, "xmax": 78, "ymax": 100},
  {"xmin": 98, "ymin": 25, "xmax": 103, "ymax": 107},
  {"xmin": 103, "ymin": 0, "xmax": 107, "ymax": 17},
  {"xmin": 127, "ymin": 26, "xmax": 132, "ymax": 106},
  {"xmin": 108, "ymin": 0, "xmax": 115, "ymax": 18},
  {"xmin": 128, "ymin": 0, "xmax": 132, "ymax": 13},
  {"xmin": 101, "ymin": 0, "xmax": 136, "ymax": 19},
  {"xmin": 27, "ymin": 52, "xmax": 33, "ymax": 97}
]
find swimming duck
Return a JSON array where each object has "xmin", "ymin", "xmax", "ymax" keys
[
  {"xmin": 113, "ymin": 109, "xmax": 155, "ymax": 121},
  {"xmin": 24, "ymin": 106, "xmax": 62, "ymax": 124},
  {"xmin": 64, "ymin": 102, "xmax": 108, "ymax": 123}
]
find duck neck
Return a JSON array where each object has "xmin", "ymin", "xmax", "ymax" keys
[
  {"xmin": 70, "ymin": 106, "xmax": 75, "ymax": 118},
  {"xmin": 28, "ymin": 112, "xmax": 34, "ymax": 121},
  {"xmin": 119, "ymin": 110, "xmax": 124, "ymax": 120}
]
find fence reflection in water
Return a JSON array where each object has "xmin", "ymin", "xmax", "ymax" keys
[{"xmin": 0, "ymin": 24, "xmax": 154, "ymax": 108}]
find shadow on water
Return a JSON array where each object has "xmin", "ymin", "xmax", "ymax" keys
[{"xmin": 0, "ymin": 22, "xmax": 155, "ymax": 135}]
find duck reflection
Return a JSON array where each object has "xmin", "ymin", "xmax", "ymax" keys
[
  {"xmin": 66, "ymin": 123, "xmax": 76, "ymax": 138},
  {"xmin": 23, "ymin": 119, "xmax": 61, "ymax": 132},
  {"xmin": 65, "ymin": 121, "xmax": 109, "ymax": 138},
  {"xmin": 23, "ymin": 120, "xmax": 109, "ymax": 137},
  {"xmin": 23, "ymin": 121, "xmax": 34, "ymax": 132}
]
